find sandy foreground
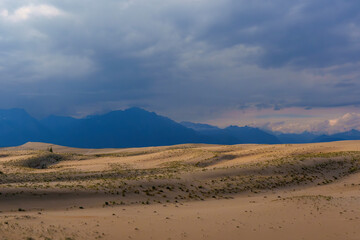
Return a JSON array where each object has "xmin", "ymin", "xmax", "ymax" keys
[{"xmin": 1, "ymin": 141, "xmax": 360, "ymax": 240}]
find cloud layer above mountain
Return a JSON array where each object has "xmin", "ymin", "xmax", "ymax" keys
[
  {"xmin": 1, "ymin": 0, "xmax": 360, "ymax": 128},
  {"xmin": 258, "ymin": 113, "xmax": 360, "ymax": 134}
]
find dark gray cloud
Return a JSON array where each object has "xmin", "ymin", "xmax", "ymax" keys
[{"xmin": 0, "ymin": 0, "xmax": 360, "ymax": 122}]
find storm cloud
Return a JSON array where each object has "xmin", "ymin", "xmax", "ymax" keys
[{"xmin": 1, "ymin": 0, "xmax": 360, "ymax": 126}]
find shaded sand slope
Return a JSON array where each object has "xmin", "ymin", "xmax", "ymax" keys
[{"xmin": 1, "ymin": 141, "xmax": 360, "ymax": 239}]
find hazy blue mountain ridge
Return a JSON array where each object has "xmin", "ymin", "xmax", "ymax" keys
[
  {"xmin": 0, "ymin": 108, "xmax": 359, "ymax": 148},
  {"xmin": 0, "ymin": 109, "xmax": 49, "ymax": 147}
]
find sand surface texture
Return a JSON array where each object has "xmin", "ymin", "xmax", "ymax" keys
[{"xmin": 1, "ymin": 141, "xmax": 360, "ymax": 239}]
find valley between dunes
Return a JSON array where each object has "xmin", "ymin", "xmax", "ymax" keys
[{"xmin": 1, "ymin": 141, "xmax": 360, "ymax": 239}]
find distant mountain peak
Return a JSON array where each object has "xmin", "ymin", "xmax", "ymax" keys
[
  {"xmin": 125, "ymin": 107, "xmax": 148, "ymax": 112},
  {"xmin": 99, "ymin": 107, "xmax": 156, "ymax": 116},
  {"xmin": 181, "ymin": 121, "xmax": 220, "ymax": 131},
  {"xmin": 226, "ymin": 125, "xmax": 253, "ymax": 130},
  {"xmin": 181, "ymin": 121, "xmax": 280, "ymax": 144}
]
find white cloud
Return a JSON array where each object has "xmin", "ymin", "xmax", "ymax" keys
[
  {"xmin": 1, "ymin": 4, "xmax": 63, "ymax": 22},
  {"xmin": 257, "ymin": 121, "xmax": 313, "ymax": 134},
  {"xmin": 314, "ymin": 113, "xmax": 360, "ymax": 134},
  {"xmin": 257, "ymin": 113, "xmax": 360, "ymax": 134}
]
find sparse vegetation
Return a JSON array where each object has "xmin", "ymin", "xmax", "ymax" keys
[
  {"xmin": 1, "ymin": 144, "xmax": 360, "ymax": 210},
  {"xmin": 21, "ymin": 153, "xmax": 65, "ymax": 169}
]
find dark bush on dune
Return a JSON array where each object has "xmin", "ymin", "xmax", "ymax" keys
[{"xmin": 23, "ymin": 153, "xmax": 65, "ymax": 169}]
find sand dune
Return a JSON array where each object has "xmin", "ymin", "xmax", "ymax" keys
[{"xmin": 1, "ymin": 141, "xmax": 360, "ymax": 239}]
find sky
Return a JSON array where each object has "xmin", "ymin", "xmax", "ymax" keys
[{"xmin": 1, "ymin": 0, "xmax": 360, "ymax": 133}]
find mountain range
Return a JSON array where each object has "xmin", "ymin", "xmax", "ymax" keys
[{"xmin": 1, "ymin": 108, "xmax": 360, "ymax": 148}]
